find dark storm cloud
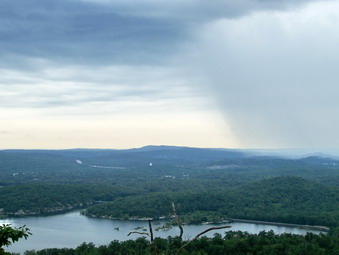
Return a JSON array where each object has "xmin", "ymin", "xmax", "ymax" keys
[
  {"xmin": 0, "ymin": 0, "xmax": 185, "ymax": 66},
  {"xmin": 0, "ymin": 0, "xmax": 192, "ymax": 109},
  {"xmin": 82, "ymin": 0, "xmax": 317, "ymax": 20},
  {"xmin": 0, "ymin": 0, "xmax": 319, "ymax": 67}
]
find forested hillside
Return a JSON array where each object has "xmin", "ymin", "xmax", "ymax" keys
[
  {"xmin": 83, "ymin": 177, "xmax": 339, "ymax": 227},
  {"xmin": 1, "ymin": 147, "xmax": 339, "ymax": 186},
  {"xmin": 0, "ymin": 147, "xmax": 338, "ymax": 225}
]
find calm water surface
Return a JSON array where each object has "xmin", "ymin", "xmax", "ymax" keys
[{"xmin": 0, "ymin": 211, "xmax": 325, "ymax": 254}]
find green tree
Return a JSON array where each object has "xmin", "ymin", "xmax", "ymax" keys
[{"xmin": 0, "ymin": 224, "xmax": 31, "ymax": 255}]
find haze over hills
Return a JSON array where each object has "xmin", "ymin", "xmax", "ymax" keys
[
  {"xmin": 1, "ymin": 145, "xmax": 339, "ymax": 169},
  {"xmin": 3, "ymin": 145, "xmax": 339, "ymax": 162}
]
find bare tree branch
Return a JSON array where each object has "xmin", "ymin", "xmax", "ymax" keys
[
  {"xmin": 127, "ymin": 220, "xmax": 158, "ymax": 255},
  {"xmin": 172, "ymin": 202, "xmax": 184, "ymax": 240},
  {"xmin": 126, "ymin": 204, "xmax": 231, "ymax": 255},
  {"xmin": 127, "ymin": 231, "xmax": 150, "ymax": 237},
  {"xmin": 176, "ymin": 225, "xmax": 231, "ymax": 255},
  {"xmin": 148, "ymin": 220, "xmax": 159, "ymax": 255},
  {"xmin": 148, "ymin": 219, "xmax": 154, "ymax": 242}
]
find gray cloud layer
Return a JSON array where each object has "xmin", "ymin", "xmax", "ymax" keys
[
  {"xmin": 0, "ymin": 0, "xmax": 318, "ymax": 66},
  {"xmin": 80, "ymin": 0, "xmax": 317, "ymax": 20},
  {"xmin": 0, "ymin": 0, "xmax": 185, "ymax": 66},
  {"xmin": 1, "ymin": 0, "xmax": 332, "ymax": 148}
]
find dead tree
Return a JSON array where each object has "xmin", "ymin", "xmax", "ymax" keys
[
  {"xmin": 171, "ymin": 202, "xmax": 231, "ymax": 255},
  {"xmin": 128, "ymin": 203, "xmax": 232, "ymax": 255},
  {"xmin": 175, "ymin": 225, "xmax": 231, "ymax": 255},
  {"xmin": 128, "ymin": 219, "xmax": 158, "ymax": 255},
  {"xmin": 172, "ymin": 202, "xmax": 183, "ymax": 240}
]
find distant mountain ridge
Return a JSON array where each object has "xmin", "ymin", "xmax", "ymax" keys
[
  {"xmin": 1, "ymin": 145, "xmax": 339, "ymax": 186},
  {"xmin": 1, "ymin": 146, "xmax": 248, "ymax": 164},
  {"xmin": 4, "ymin": 145, "xmax": 339, "ymax": 159}
]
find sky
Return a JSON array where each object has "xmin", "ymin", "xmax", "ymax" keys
[{"xmin": 1, "ymin": 0, "xmax": 339, "ymax": 149}]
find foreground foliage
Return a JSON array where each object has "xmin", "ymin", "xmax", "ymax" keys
[
  {"xmin": 24, "ymin": 229, "xmax": 339, "ymax": 255},
  {"xmin": 0, "ymin": 224, "xmax": 31, "ymax": 255}
]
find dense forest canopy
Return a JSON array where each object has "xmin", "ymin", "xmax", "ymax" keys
[{"xmin": 21, "ymin": 230, "xmax": 339, "ymax": 255}]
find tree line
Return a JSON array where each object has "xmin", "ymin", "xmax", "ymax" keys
[{"xmin": 21, "ymin": 229, "xmax": 339, "ymax": 255}]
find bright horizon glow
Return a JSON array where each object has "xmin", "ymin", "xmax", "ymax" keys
[{"xmin": 0, "ymin": 111, "xmax": 238, "ymax": 150}]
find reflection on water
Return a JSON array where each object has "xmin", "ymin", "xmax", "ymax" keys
[{"xmin": 0, "ymin": 211, "xmax": 325, "ymax": 254}]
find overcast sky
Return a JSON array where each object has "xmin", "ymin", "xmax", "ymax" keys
[{"xmin": 1, "ymin": 0, "xmax": 338, "ymax": 149}]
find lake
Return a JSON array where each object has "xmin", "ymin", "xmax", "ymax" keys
[{"xmin": 0, "ymin": 211, "xmax": 325, "ymax": 254}]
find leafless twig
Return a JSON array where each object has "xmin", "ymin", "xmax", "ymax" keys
[
  {"xmin": 172, "ymin": 202, "xmax": 184, "ymax": 240},
  {"xmin": 127, "ymin": 231, "xmax": 150, "ymax": 237},
  {"xmin": 127, "ymin": 204, "xmax": 231, "ymax": 255},
  {"xmin": 127, "ymin": 219, "xmax": 158, "ymax": 255},
  {"xmin": 148, "ymin": 219, "xmax": 154, "ymax": 241},
  {"xmin": 176, "ymin": 225, "xmax": 231, "ymax": 255}
]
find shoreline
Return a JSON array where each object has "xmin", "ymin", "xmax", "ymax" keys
[
  {"xmin": 83, "ymin": 212, "xmax": 330, "ymax": 232},
  {"xmin": 230, "ymin": 218, "xmax": 330, "ymax": 232},
  {"xmin": 2, "ymin": 210, "xmax": 331, "ymax": 232}
]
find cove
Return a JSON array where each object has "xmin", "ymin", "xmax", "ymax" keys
[{"xmin": 1, "ymin": 211, "xmax": 326, "ymax": 254}]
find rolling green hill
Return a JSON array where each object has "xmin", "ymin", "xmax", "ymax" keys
[{"xmin": 83, "ymin": 176, "xmax": 339, "ymax": 227}]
